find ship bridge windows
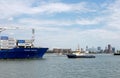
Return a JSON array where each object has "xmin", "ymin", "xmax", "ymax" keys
[
  {"xmin": 18, "ymin": 46, "xmax": 32, "ymax": 48},
  {"xmin": 26, "ymin": 46, "xmax": 31, "ymax": 48},
  {"xmin": 18, "ymin": 46, "xmax": 25, "ymax": 48}
]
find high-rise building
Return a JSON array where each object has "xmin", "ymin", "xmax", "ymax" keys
[
  {"xmin": 97, "ymin": 46, "xmax": 101, "ymax": 50},
  {"xmin": 86, "ymin": 46, "xmax": 88, "ymax": 51},
  {"xmin": 112, "ymin": 47, "xmax": 115, "ymax": 53},
  {"xmin": 107, "ymin": 44, "xmax": 112, "ymax": 53}
]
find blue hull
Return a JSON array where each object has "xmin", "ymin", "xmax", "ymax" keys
[{"xmin": 0, "ymin": 48, "xmax": 48, "ymax": 59}]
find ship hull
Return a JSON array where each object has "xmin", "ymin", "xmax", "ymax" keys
[
  {"xmin": 114, "ymin": 53, "xmax": 120, "ymax": 55},
  {"xmin": 67, "ymin": 54, "xmax": 95, "ymax": 58},
  {"xmin": 0, "ymin": 48, "xmax": 48, "ymax": 59}
]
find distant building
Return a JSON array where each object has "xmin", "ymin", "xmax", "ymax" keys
[
  {"xmin": 86, "ymin": 46, "xmax": 88, "ymax": 51},
  {"xmin": 108, "ymin": 44, "xmax": 112, "ymax": 53},
  {"xmin": 112, "ymin": 47, "xmax": 115, "ymax": 53},
  {"xmin": 53, "ymin": 48, "xmax": 72, "ymax": 54},
  {"xmin": 97, "ymin": 46, "xmax": 101, "ymax": 51},
  {"xmin": 97, "ymin": 46, "xmax": 103, "ymax": 53},
  {"xmin": 104, "ymin": 47, "xmax": 108, "ymax": 53},
  {"xmin": 104, "ymin": 44, "xmax": 113, "ymax": 53},
  {"xmin": 88, "ymin": 47, "xmax": 97, "ymax": 53}
]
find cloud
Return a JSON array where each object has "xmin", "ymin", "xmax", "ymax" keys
[
  {"xmin": 104, "ymin": 0, "xmax": 120, "ymax": 30},
  {"xmin": 76, "ymin": 18, "xmax": 103, "ymax": 25},
  {"xmin": 18, "ymin": 17, "xmax": 102, "ymax": 28},
  {"xmin": 0, "ymin": 0, "xmax": 95, "ymax": 19},
  {"xmin": 0, "ymin": 0, "xmax": 120, "ymax": 49},
  {"xmin": 18, "ymin": 19, "xmax": 73, "ymax": 26},
  {"xmin": 36, "ymin": 2, "xmax": 95, "ymax": 14},
  {"xmin": 80, "ymin": 29, "xmax": 120, "ymax": 40},
  {"xmin": 0, "ymin": 0, "xmax": 32, "ymax": 19},
  {"xmin": 8, "ymin": 17, "xmax": 14, "ymax": 21},
  {"xmin": 35, "ymin": 28, "xmax": 120, "ymax": 49}
]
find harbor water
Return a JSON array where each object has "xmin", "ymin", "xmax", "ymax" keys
[{"xmin": 0, "ymin": 54, "xmax": 120, "ymax": 78}]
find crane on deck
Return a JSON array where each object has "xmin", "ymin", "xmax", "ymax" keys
[{"xmin": 0, "ymin": 26, "xmax": 35, "ymax": 42}]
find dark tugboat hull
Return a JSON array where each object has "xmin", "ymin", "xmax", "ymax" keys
[
  {"xmin": 114, "ymin": 53, "xmax": 120, "ymax": 55},
  {"xmin": 67, "ymin": 54, "xmax": 95, "ymax": 58}
]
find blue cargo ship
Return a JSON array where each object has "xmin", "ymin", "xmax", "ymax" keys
[{"xmin": 0, "ymin": 28, "xmax": 48, "ymax": 59}]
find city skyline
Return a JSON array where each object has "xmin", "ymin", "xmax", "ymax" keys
[{"xmin": 0, "ymin": 0, "xmax": 120, "ymax": 50}]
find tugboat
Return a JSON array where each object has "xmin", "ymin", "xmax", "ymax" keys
[
  {"xmin": 114, "ymin": 50, "xmax": 120, "ymax": 55},
  {"xmin": 0, "ymin": 27, "xmax": 48, "ymax": 59},
  {"xmin": 66, "ymin": 45, "xmax": 95, "ymax": 58}
]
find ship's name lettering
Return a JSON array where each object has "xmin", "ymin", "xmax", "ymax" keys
[{"xmin": 24, "ymin": 49, "xmax": 37, "ymax": 51}]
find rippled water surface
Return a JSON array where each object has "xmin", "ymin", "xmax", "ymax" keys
[{"xmin": 0, "ymin": 54, "xmax": 120, "ymax": 78}]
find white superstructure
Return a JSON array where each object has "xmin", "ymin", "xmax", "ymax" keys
[
  {"xmin": 0, "ymin": 26, "xmax": 35, "ymax": 49},
  {"xmin": 0, "ymin": 36, "xmax": 16, "ymax": 49}
]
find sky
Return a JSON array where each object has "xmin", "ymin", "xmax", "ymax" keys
[{"xmin": 0, "ymin": 0, "xmax": 120, "ymax": 50}]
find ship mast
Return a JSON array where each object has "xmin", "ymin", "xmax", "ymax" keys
[
  {"xmin": 32, "ymin": 28, "xmax": 35, "ymax": 42},
  {"xmin": 77, "ymin": 44, "xmax": 81, "ymax": 53},
  {"xmin": 77, "ymin": 44, "xmax": 80, "ymax": 50}
]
